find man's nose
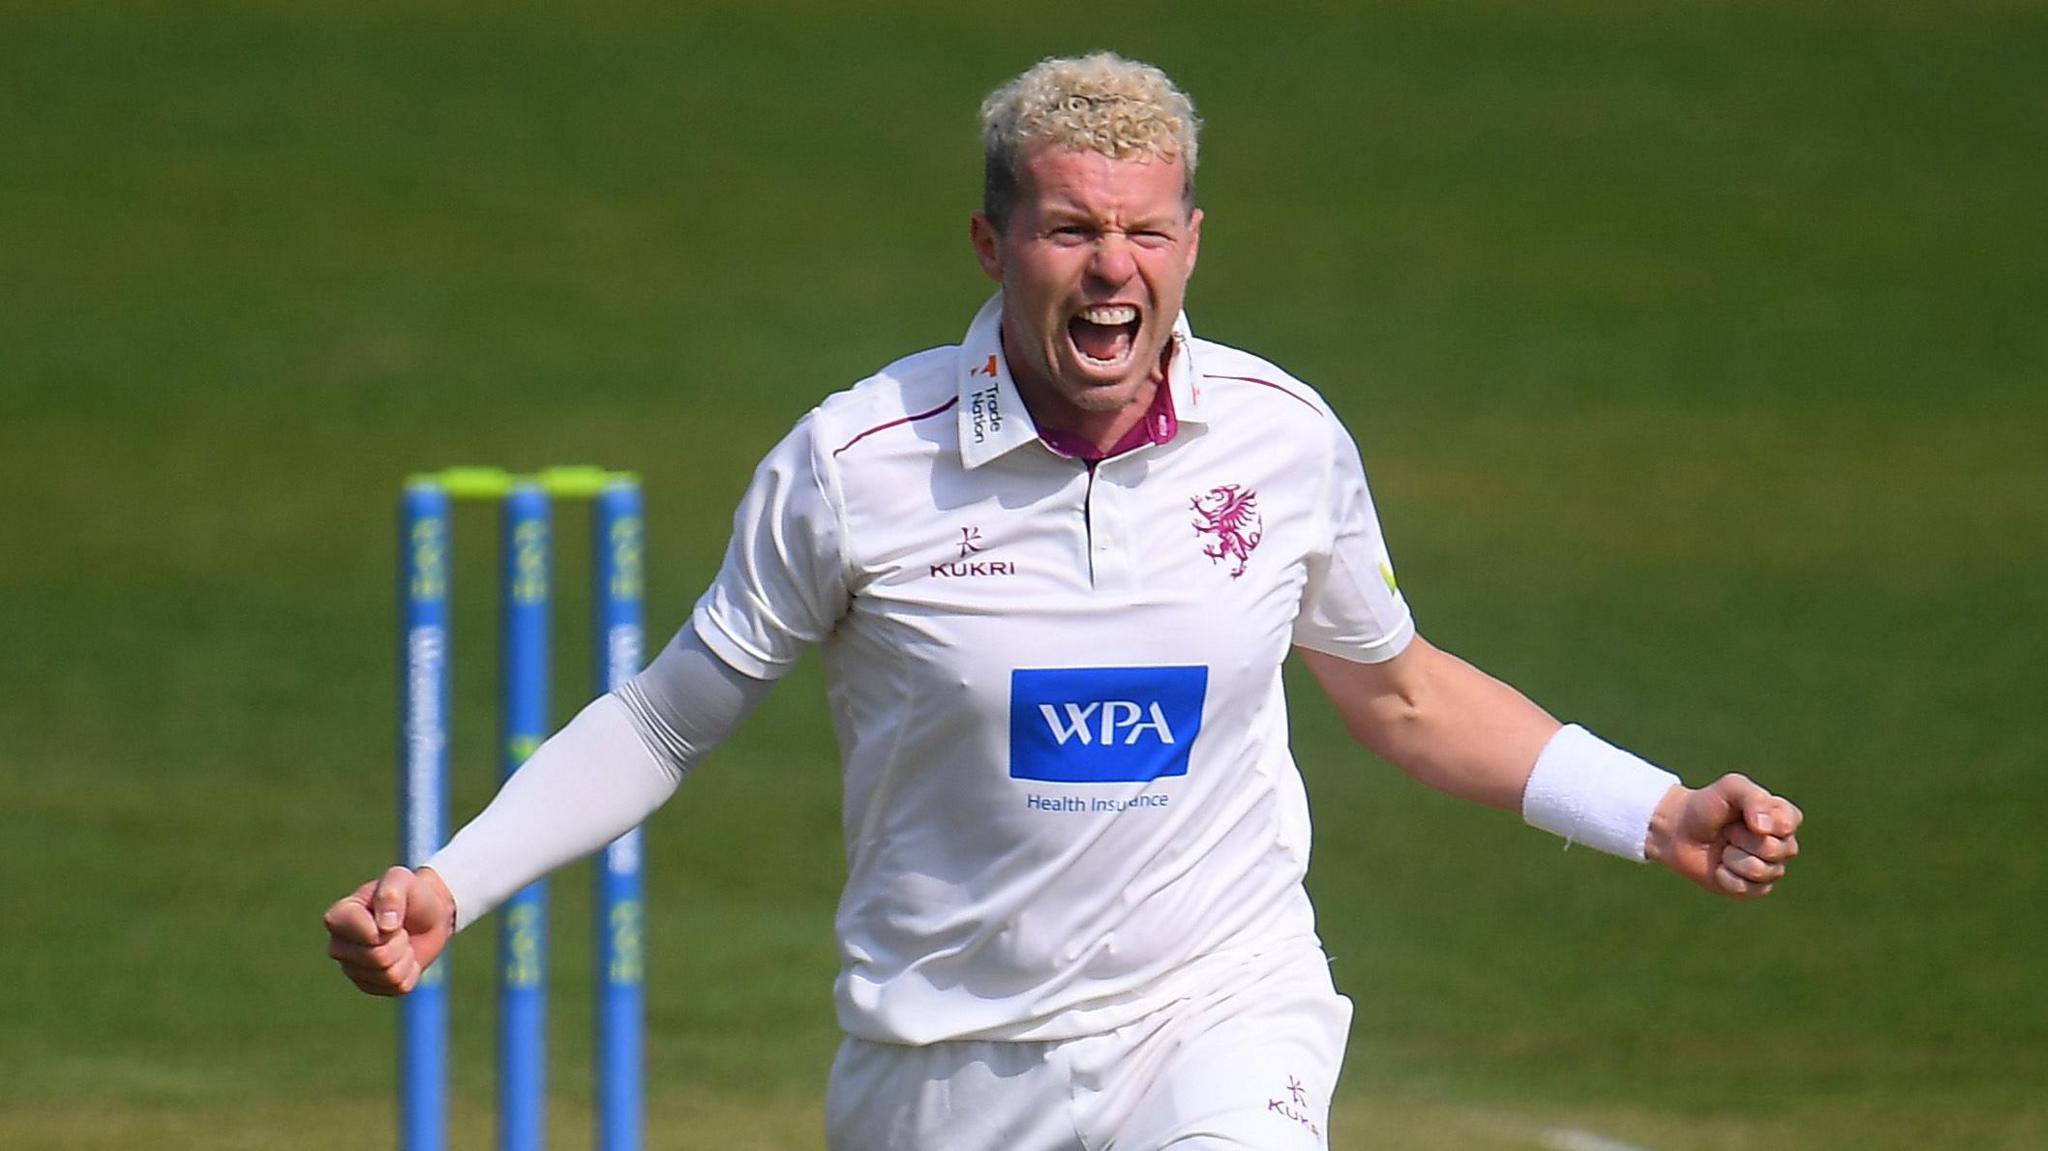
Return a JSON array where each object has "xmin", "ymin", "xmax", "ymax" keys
[{"xmin": 1087, "ymin": 233, "xmax": 1137, "ymax": 285}]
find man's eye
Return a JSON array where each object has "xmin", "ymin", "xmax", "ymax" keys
[{"xmin": 1051, "ymin": 226, "xmax": 1092, "ymax": 241}]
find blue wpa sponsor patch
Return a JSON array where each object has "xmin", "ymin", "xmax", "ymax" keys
[{"xmin": 1009, "ymin": 666, "xmax": 1208, "ymax": 783}]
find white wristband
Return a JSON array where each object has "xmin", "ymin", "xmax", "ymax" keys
[{"xmin": 1521, "ymin": 724, "xmax": 1681, "ymax": 861}]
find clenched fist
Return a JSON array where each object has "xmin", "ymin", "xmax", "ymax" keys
[
  {"xmin": 1647, "ymin": 774, "xmax": 1804, "ymax": 898},
  {"xmin": 324, "ymin": 866, "xmax": 457, "ymax": 995}
]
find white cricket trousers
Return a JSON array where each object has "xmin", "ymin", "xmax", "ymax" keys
[{"xmin": 825, "ymin": 946, "xmax": 1352, "ymax": 1151}]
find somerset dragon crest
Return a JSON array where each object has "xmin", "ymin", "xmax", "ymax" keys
[{"xmin": 1190, "ymin": 484, "xmax": 1262, "ymax": 578}]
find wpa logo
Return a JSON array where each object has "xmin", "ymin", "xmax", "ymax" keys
[{"xmin": 1009, "ymin": 666, "xmax": 1208, "ymax": 783}]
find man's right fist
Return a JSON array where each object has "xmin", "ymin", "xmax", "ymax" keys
[{"xmin": 324, "ymin": 866, "xmax": 456, "ymax": 996}]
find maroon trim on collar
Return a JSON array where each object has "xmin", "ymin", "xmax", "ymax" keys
[
  {"xmin": 832, "ymin": 397, "xmax": 960, "ymax": 458},
  {"xmin": 1037, "ymin": 383, "xmax": 1180, "ymax": 462}
]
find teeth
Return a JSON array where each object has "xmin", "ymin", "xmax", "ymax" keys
[{"xmin": 1078, "ymin": 304, "xmax": 1138, "ymax": 325}]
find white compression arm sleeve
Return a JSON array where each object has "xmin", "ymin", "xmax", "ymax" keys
[{"xmin": 425, "ymin": 623, "xmax": 774, "ymax": 931}]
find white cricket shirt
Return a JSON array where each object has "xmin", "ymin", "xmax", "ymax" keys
[{"xmin": 693, "ymin": 294, "xmax": 1414, "ymax": 1044}]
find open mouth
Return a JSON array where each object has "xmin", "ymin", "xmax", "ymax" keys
[{"xmin": 1068, "ymin": 304, "xmax": 1141, "ymax": 367}]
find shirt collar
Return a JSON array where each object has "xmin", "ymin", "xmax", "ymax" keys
[
  {"xmin": 1038, "ymin": 380, "xmax": 1177, "ymax": 461},
  {"xmin": 957, "ymin": 293, "xmax": 1208, "ymax": 470}
]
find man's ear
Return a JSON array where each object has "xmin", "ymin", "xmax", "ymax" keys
[{"xmin": 970, "ymin": 212, "xmax": 1005, "ymax": 284}]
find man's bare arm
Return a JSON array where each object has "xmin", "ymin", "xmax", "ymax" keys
[
  {"xmin": 1297, "ymin": 637, "xmax": 1558, "ymax": 811},
  {"xmin": 1297, "ymin": 637, "xmax": 1801, "ymax": 897}
]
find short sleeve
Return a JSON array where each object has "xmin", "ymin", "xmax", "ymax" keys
[
  {"xmin": 1291, "ymin": 415, "xmax": 1415, "ymax": 663},
  {"xmin": 690, "ymin": 413, "xmax": 850, "ymax": 679}
]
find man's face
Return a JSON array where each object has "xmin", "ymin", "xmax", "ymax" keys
[{"xmin": 971, "ymin": 144, "xmax": 1202, "ymax": 428}]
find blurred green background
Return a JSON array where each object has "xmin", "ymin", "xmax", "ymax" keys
[{"xmin": 2, "ymin": 1, "xmax": 2043, "ymax": 1148}]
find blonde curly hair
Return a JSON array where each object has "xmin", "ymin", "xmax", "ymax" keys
[{"xmin": 979, "ymin": 52, "xmax": 1202, "ymax": 230}]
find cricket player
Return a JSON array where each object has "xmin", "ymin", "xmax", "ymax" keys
[{"xmin": 326, "ymin": 52, "xmax": 1803, "ymax": 1150}]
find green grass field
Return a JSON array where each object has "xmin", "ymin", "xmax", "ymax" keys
[{"xmin": 2, "ymin": 1, "xmax": 2043, "ymax": 1147}]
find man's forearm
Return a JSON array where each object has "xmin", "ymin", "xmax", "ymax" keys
[
  {"xmin": 427, "ymin": 622, "xmax": 774, "ymax": 930},
  {"xmin": 1303, "ymin": 639, "xmax": 1560, "ymax": 811},
  {"xmin": 426, "ymin": 693, "xmax": 682, "ymax": 930}
]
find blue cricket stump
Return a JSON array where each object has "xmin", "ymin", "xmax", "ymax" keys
[
  {"xmin": 593, "ymin": 478, "xmax": 646, "ymax": 1151},
  {"xmin": 499, "ymin": 480, "xmax": 551, "ymax": 1151},
  {"xmin": 399, "ymin": 480, "xmax": 452, "ymax": 1151},
  {"xmin": 397, "ymin": 467, "xmax": 646, "ymax": 1151}
]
